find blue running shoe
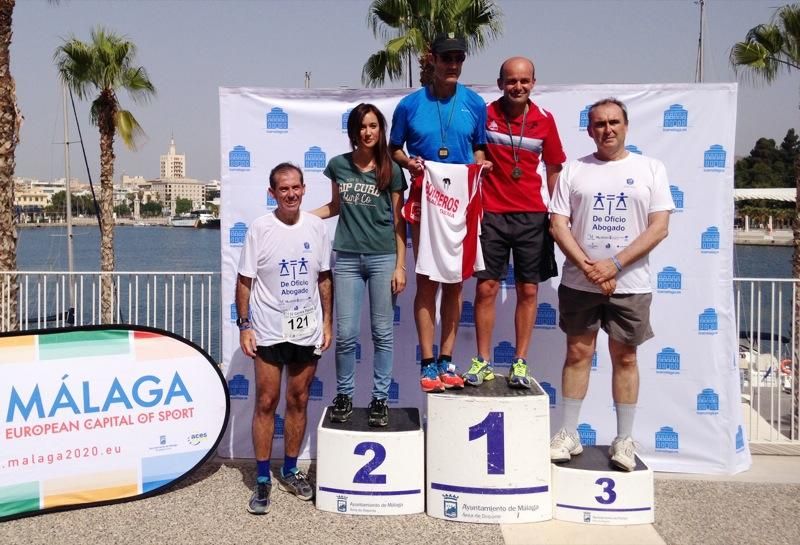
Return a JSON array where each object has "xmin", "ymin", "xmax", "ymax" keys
[{"xmin": 508, "ymin": 358, "xmax": 532, "ymax": 389}]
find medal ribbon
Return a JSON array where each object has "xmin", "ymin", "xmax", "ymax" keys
[
  {"xmin": 504, "ymin": 103, "xmax": 528, "ymax": 173},
  {"xmin": 435, "ymin": 86, "xmax": 458, "ymax": 152}
]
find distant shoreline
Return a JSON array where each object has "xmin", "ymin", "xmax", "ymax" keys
[
  {"xmin": 734, "ymin": 228, "xmax": 792, "ymax": 247},
  {"xmin": 17, "ymin": 217, "xmax": 170, "ymax": 228}
]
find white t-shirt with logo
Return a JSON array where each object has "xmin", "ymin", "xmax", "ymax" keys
[
  {"xmin": 237, "ymin": 211, "xmax": 332, "ymax": 347},
  {"xmin": 549, "ymin": 153, "xmax": 674, "ymax": 294}
]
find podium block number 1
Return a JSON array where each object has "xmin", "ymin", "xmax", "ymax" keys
[
  {"xmin": 468, "ymin": 411, "xmax": 505, "ymax": 475},
  {"xmin": 594, "ymin": 477, "xmax": 616, "ymax": 504},
  {"xmin": 352, "ymin": 441, "xmax": 387, "ymax": 484}
]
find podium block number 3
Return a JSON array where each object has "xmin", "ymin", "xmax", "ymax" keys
[
  {"xmin": 594, "ymin": 477, "xmax": 617, "ymax": 504},
  {"xmin": 468, "ymin": 411, "xmax": 505, "ymax": 474},
  {"xmin": 352, "ymin": 442, "xmax": 387, "ymax": 484}
]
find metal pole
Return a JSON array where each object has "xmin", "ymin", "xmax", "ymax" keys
[
  {"xmin": 63, "ymin": 83, "xmax": 75, "ymax": 313},
  {"xmin": 694, "ymin": 0, "xmax": 705, "ymax": 83}
]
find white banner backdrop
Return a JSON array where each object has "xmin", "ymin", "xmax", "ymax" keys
[{"xmin": 218, "ymin": 84, "xmax": 750, "ymax": 474}]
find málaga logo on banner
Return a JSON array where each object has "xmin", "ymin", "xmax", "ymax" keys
[
  {"xmin": 228, "ymin": 145, "xmax": 251, "ymax": 170},
  {"xmin": 266, "ymin": 107, "xmax": 289, "ymax": 133},
  {"xmin": 703, "ymin": 144, "xmax": 726, "ymax": 171},
  {"xmin": 663, "ymin": 104, "xmax": 688, "ymax": 131}
]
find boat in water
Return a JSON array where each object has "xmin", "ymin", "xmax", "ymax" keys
[{"xmin": 170, "ymin": 209, "xmax": 220, "ymax": 229}]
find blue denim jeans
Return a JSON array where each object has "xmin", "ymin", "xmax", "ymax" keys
[{"xmin": 334, "ymin": 252, "xmax": 395, "ymax": 400}]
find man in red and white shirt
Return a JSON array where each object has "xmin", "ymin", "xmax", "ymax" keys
[{"xmin": 465, "ymin": 56, "xmax": 565, "ymax": 389}]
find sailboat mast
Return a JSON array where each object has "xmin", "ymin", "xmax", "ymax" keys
[{"xmin": 62, "ymin": 83, "xmax": 75, "ymax": 310}]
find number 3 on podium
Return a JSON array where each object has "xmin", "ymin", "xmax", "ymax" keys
[{"xmin": 468, "ymin": 411, "xmax": 505, "ymax": 475}]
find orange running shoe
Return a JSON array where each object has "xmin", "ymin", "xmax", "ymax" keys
[
  {"xmin": 438, "ymin": 361, "xmax": 465, "ymax": 389},
  {"xmin": 420, "ymin": 362, "xmax": 446, "ymax": 393}
]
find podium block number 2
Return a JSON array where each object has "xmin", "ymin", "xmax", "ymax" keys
[
  {"xmin": 352, "ymin": 442, "xmax": 387, "ymax": 484},
  {"xmin": 468, "ymin": 411, "xmax": 505, "ymax": 474}
]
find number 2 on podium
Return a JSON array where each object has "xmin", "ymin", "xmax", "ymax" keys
[
  {"xmin": 468, "ymin": 411, "xmax": 505, "ymax": 474},
  {"xmin": 352, "ymin": 442, "xmax": 387, "ymax": 484}
]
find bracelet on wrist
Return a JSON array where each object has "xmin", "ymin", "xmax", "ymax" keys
[
  {"xmin": 238, "ymin": 324, "xmax": 252, "ymax": 332},
  {"xmin": 611, "ymin": 256, "xmax": 623, "ymax": 272}
]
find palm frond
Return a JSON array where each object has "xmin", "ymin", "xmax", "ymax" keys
[{"xmin": 114, "ymin": 110, "xmax": 146, "ymax": 151}]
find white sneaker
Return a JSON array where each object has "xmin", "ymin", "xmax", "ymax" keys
[
  {"xmin": 609, "ymin": 436, "xmax": 637, "ymax": 472},
  {"xmin": 550, "ymin": 428, "xmax": 582, "ymax": 463}
]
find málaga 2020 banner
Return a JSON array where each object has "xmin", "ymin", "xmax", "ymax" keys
[{"xmin": 0, "ymin": 326, "xmax": 229, "ymax": 521}]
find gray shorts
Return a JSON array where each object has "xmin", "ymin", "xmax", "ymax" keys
[{"xmin": 558, "ymin": 284, "xmax": 654, "ymax": 346}]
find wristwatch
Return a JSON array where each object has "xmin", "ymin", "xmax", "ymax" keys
[{"xmin": 236, "ymin": 317, "xmax": 250, "ymax": 328}]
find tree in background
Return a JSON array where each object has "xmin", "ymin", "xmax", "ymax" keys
[
  {"xmin": 140, "ymin": 201, "xmax": 162, "ymax": 217},
  {"xmin": 174, "ymin": 197, "xmax": 192, "ymax": 215},
  {"xmin": 0, "ymin": 0, "xmax": 21, "ymax": 330},
  {"xmin": 731, "ymin": 2, "xmax": 800, "ymax": 438},
  {"xmin": 361, "ymin": 0, "xmax": 502, "ymax": 87},
  {"xmin": 735, "ymin": 129, "xmax": 799, "ymax": 188},
  {"xmin": 55, "ymin": 27, "xmax": 155, "ymax": 323}
]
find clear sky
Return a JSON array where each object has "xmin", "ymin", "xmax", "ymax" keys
[{"xmin": 11, "ymin": 0, "xmax": 799, "ymax": 183}]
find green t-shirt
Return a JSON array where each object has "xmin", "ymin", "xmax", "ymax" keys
[{"xmin": 323, "ymin": 153, "xmax": 407, "ymax": 254}]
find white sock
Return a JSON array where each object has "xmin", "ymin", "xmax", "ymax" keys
[
  {"xmin": 615, "ymin": 402, "xmax": 636, "ymax": 438},
  {"xmin": 561, "ymin": 396, "xmax": 583, "ymax": 435}
]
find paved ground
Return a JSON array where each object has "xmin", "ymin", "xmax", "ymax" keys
[{"xmin": 2, "ymin": 455, "xmax": 799, "ymax": 545}]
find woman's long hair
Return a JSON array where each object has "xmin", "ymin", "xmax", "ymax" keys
[{"xmin": 347, "ymin": 103, "xmax": 392, "ymax": 191}]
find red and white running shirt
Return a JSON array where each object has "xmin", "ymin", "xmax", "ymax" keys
[{"xmin": 405, "ymin": 161, "xmax": 484, "ymax": 283}]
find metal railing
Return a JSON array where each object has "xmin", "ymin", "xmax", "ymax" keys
[
  {"xmin": 0, "ymin": 271, "xmax": 797, "ymax": 447},
  {"xmin": 735, "ymin": 277, "xmax": 799, "ymax": 450},
  {"xmin": 0, "ymin": 271, "xmax": 220, "ymax": 362}
]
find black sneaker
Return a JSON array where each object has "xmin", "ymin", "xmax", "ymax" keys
[
  {"xmin": 368, "ymin": 397, "xmax": 389, "ymax": 427},
  {"xmin": 330, "ymin": 394, "xmax": 352, "ymax": 423},
  {"xmin": 247, "ymin": 480, "xmax": 272, "ymax": 514}
]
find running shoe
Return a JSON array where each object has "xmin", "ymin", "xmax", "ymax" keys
[
  {"xmin": 247, "ymin": 480, "xmax": 272, "ymax": 515},
  {"xmin": 368, "ymin": 397, "xmax": 389, "ymax": 427},
  {"xmin": 420, "ymin": 362, "xmax": 446, "ymax": 392},
  {"xmin": 507, "ymin": 358, "xmax": 532, "ymax": 389},
  {"xmin": 609, "ymin": 436, "xmax": 638, "ymax": 472},
  {"xmin": 276, "ymin": 467, "xmax": 314, "ymax": 500},
  {"xmin": 463, "ymin": 356, "xmax": 495, "ymax": 386},
  {"xmin": 437, "ymin": 361, "xmax": 465, "ymax": 389},
  {"xmin": 330, "ymin": 394, "xmax": 352, "ymax": 423},
  {"xmin": 550, "ymin": 428, "xmax": 583, "ymax": 463}
]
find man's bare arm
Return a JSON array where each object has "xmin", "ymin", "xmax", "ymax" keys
[
  {"xmin": 235, "ymin": 274, "xmax": 257, "ymax": 357},
  {"xmin": 318, "ymin": 270, "xmax": 333, "ymax": 351}
]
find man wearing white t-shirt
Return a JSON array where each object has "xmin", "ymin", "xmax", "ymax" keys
[
  {"xmin": 236, "ymin": 163, "xmax": 333, "ymax": 514},
  {"xmin": 548, "ymin": 98, "xmax": 673, "ymax": 471}
]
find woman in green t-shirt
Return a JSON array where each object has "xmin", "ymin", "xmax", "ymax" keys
[{"xmin": 312, "ymin": 103, "xmax": 408, "ymax": 427}]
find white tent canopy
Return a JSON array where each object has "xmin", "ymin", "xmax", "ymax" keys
[{"xmin": 734, "ymin": 188, "xmax": 795, "ymax": 202}]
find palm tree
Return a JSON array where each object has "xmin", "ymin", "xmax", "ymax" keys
[
  {"xmin": 0, "ymin": 0, "xmax": 20, "ymax": 331},
  {"xmin": 730, "ymin": 3, "xmax": 800, "ymax": 437},
  {"xmin": 362, "ymin": 0, "xmax": 502, "ymax": 87},
  {"xmin": 55, "ymin": 27, "xmax": 155, "ymax": 323}
]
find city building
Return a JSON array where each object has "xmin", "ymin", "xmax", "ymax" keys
[{"xmin": 160, "ymin": 137, "xmax": 186, "ymax": 179}]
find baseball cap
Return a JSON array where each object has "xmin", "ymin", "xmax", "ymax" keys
[{"xmin": 431, "ymin": 33, "xmax": 467, "ymax": 55}]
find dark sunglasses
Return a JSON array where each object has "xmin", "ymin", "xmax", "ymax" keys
[{"xmin": 439, "ymin": 53, "xmax": 466, "ymax": 63}]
